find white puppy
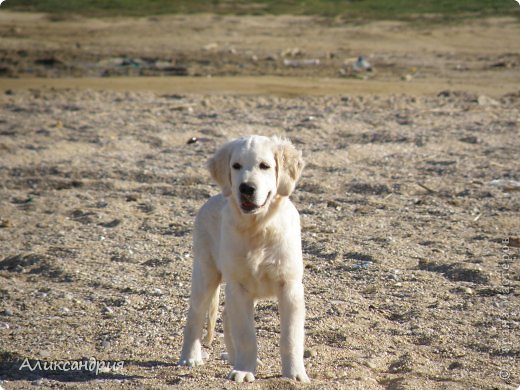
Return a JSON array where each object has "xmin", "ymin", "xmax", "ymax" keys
[{"xmin": 179, "ymin": 135, "xmax": 309, "ymax": 383}]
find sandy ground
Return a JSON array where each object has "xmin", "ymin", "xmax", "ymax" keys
[{"xmin": 0, "ymin": 11, "xmax": 519, "ymax": 390}]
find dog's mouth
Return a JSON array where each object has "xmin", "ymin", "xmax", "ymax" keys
[{"xmin": 240, "ymin": 192, "xmax": 271, "ymax": 214}]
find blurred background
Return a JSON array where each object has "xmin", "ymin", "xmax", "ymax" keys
[{"xmin": 1, "ymin": 0, "xmax": 519, "ymax": 95}]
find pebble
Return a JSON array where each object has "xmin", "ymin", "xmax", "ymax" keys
[
  {"xmin": 448, "ymin": 361, "xmax": 464, "ymax": 370},
  {"xmin": 104, "ymin": 305, "xmax": 114, "ymax": 314},
  {"xmin": 126, "ymin": 194, "xmax": 139, "ymax": 202},
  {"xmin": 0, "ymin": 219, "xmax": 12, "ymax": 228},
  {"xmin": 2, "ymin": 309, "xmax": 14, "ymax": 317},
  {"xmin": 31, "ymin": 378, "xmax": 44, "ymax": 386},
  {"xmin": 304, "ymin": 348, "xmax": 317, "ymax": 358},
  {"xmin": 38, "ymin": 350, "xmax": 51, "ymax": 359},
  {"xmin": 61, "ymin": 292, "xmax": 74, "ymax": 300},
  {"xmin": 203, "ymin": 43, "xmax": 218, "ymax": 51},
  {"xmin": 477, "ymin": 95, "xmax": 499, "ymax": 106},
  {"xmin": 462, "ymin": 287, "xmax": 474, "ymax": 295}
]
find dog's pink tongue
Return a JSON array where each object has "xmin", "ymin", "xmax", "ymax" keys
[{"xmin": 242, "ymin": 201, "xmax": 256, "ymax": 209}]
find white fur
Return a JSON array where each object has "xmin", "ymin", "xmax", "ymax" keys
[{"xmin": 178, "ymin": 135, "xmax": 309, "ymax": 383}]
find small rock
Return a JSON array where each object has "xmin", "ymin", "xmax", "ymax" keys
[
  {"xmin": 203, "ymin": 43, "xmax": 218, "ymax": 51},
  {"xmin": 152, "ymin": 288, "xmax": 163, "ymax": 296},
  {"xmin": 448, "ymin": 361, "xmax": 464, "ymax": 370},
  {"xmin": 60, "ymin": 307, "xmax": 70, "ymax": 315},
  {"xmin": 304, "ymin": 348, "xmax": 317, "ymax": 358},
  {"xmin": 462, "ymin": 287, "xmax": 474, "ymax": 295},
  {"xmin": 477, "ymin": 95, "xmax": 499, "ymax": 106},
  {"xmin": 353, "ymin": 56, "xmax": 372, "ymax": 72},
  {"xmin": 283, "ymin": 59, "xmax": 320, "ymax": 67},
  {"xmin": 103, "ymin": 306, "xmax": 115, "ymax": 318},
  {"xmin": 100, "ymin": 219, "xmax": 121, "ymax": 228},
  {"xmin": 0, "ymin": 219, "xmax": 12, "ymax": 228},
  {"xmin": 31, "ymin": 378, "xmax": 44, "ymax": 386},
  {"xmin": 39, "ymin": 350, "xmax": 51, "ymax": 358},
  {"xmin": 281, "ymin": 47, "xmax": 302, "ymax": 57},
  {"xmin": 459, "ymin": 136, "xmax": 480, "ymax": 144},
  {"xmin": 489, "ymin": 179, "xmax": 520, "ymax": 192},
  {"xmin": 389, "ymin": 353, "xmax": 413, "ymax": 373},
  {"xmin": 2, "ymin": 309, "xmax": 14, "ymax": 317},
  {"xmin": 401, "ymin": 74, "xmax": 413, "ymax": 82}
]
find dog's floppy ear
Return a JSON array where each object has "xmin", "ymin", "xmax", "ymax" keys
[
  {"xmin": 274, "ymin": 137, "xmax": 304, "ymax": 197},
  {"xmin": 207, "ymin": 139, "xmax": 239, "ymax": 196}
]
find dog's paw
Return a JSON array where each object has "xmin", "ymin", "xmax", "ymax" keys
[
  {"xmin": 284, "ymin": 370, "xmax": 310, "ymax": 383},
  {"xmin": 294, "ymin": 372, "xmax": 311, "ymax": 383},
  {"xmin": 178, "ymin": 358, "xmax": 204, "ymax": 367},
  {"xmin": 178, "ymin": 349, "xmax": 209, "ymax": 367},
  {"xmin": 227, "ymin": 370, "xmax": 255, "ymax": 383}
]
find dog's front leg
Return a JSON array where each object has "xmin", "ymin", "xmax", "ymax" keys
[
  {"xmin": 225, "ymin": 282, "xmax": 257, "ymax": 383},
  {"xmin": 179, "ymin": 259, "xmax": 220, "ymax": 367},
  {"xmin": 278, "ymin": 281, "xmax": 310, "ymax": 383}
]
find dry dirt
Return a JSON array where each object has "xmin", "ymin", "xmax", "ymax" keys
[{"xmin": 0, "ymin": 11, "xmax": 519, "ymax": 390}]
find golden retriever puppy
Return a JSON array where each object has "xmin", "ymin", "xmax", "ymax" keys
[{"xmin": 179, "ymin": 135, "xmax": 309, "ymax": 383}]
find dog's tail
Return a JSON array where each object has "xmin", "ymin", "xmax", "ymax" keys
[{"xmin": 204, "ymin": 284, "xmax": 220, "ymax": 346}]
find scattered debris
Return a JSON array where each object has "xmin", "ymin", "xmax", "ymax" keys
[
  {"xmin": 283, "ymin": 59, "xmax": 320, "ymax": 67},
  {"xmin": 0, "ymin": 219, "xmax": 12, "ymax": 228},
  {"xmin": 489, "ymin": 179, "xmax": 520, "ymax": 192},
  {"xmin": 187, "ymin": 137, "xmax": 211, "ymax": 144},
  {"xmin": 281, "ymin": 47, "xmax": 303, "ymax": 57},
  {"xmin": 353, "ymin": 56, "xmax": 372, "ymax": 72},
  {"xmin": 203, "ymin": 43, "xmax": 219, "ymax": 51},
  {"xmin": 477, "ymin": 95, "xmax": 500, "ymax": 106},
  {"xmin": 458, "ymin": 135, "xmax": 480, "ymax": 144}
]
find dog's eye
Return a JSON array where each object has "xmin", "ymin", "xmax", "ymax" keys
[
  {"xmin": 259, "ymin": 162, "xmax": 270, "ymax": 170},
  {"xmin": 232, "ymin": 163, "xmax": 242, "ymax": 170}
]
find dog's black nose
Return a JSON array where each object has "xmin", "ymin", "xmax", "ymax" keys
[{"xmin": 239, "ymin": 183, "xmax": 256, "ymax": 196}]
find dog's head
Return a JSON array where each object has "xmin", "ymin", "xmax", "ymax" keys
[{"xmin": 208, "ymin": 135, "xmax": 304, "ymax": 214}]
